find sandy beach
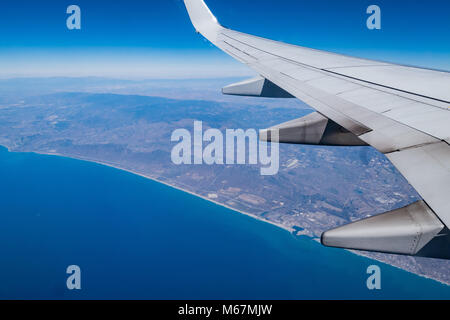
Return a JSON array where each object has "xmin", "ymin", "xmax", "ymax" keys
[
  {"xmin": 1, "ymin": 145, "xmax": 448, "ymax": 286},
  {"xmin": 35, "ymin": 151, "xmax": 296, "ymax": 234}
]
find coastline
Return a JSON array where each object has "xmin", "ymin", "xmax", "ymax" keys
[
  {"xmin": 34, "ymin": 151, "xmax": 296, "ymax": 235},
  {"xmin": 1, "ymin": 145, "xmax": 449, "ymax": 287}
]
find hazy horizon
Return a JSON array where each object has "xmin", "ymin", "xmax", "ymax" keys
[{"xmin": 1, "ymin": 0, "xmax": 449, "ymax": 78}]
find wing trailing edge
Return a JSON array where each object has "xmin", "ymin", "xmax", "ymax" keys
[{"xmin": 183, "ymin": 0, "xmax": 450, "ymax": 259}]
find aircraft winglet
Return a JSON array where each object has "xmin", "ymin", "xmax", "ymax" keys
[{"xmin": 183, "ymin": 0, "xmax": 223, "ymax": 43}]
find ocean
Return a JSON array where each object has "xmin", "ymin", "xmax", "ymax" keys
[{"xmin": 0, "ymin": 146, "xmax": 448, "ymax": 299}]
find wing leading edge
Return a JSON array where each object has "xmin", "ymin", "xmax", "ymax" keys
[{"xmin": 183, "ymin": 0, "xmax": 450, "ymax": 259}]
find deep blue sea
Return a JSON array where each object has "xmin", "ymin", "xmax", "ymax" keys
[{"xmin": 0, "ymin": 146, "xmax": 449, "ymax": 300}]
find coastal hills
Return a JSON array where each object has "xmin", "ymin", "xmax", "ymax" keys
[{"xmin": 0, "ymin": 77, "xmax": 448, "ymax": 285}]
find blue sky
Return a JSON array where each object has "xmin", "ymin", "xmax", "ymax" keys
[{"xmin": 0, "ymin": 0, "xmax": 449, "ymax": 78}]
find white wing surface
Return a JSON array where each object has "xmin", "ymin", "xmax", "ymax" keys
[{"xmin": 183, "ymin": 0, "xmax": 450, "ymax": 259}]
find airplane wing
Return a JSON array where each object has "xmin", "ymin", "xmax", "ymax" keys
[{"xmin": 183, "ymin": 0, "xmax": 450, "ymax": 259}]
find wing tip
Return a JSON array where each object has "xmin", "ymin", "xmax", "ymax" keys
[{"xmin": 183, "ymin": 0, "xmax": 221, "ymax": 32}]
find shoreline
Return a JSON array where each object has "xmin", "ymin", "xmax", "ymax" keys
[
  {"xmin": 35, "ymin": 151, "xmax": 296, "ymax": 235},
  {"xmin": 1, "ymin": 145, "xmax": 449, "ymax": 287}
]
